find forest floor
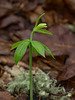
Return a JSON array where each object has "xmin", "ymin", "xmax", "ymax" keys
[{"xmin": 0, "ymin": 0, "xmax": 75, "ymax": 100}]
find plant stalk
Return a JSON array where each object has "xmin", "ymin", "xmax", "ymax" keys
[
  {"xmin": 29, "ymin": 43, "xmax": 33, "ymax": 100},
  {"xmin": 30, "ymin": 31, "xmax": 34, "ymax": 41}
]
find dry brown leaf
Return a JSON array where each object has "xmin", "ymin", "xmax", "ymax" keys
[
  {"xmin": 0, "ymin": 56, "xmax": 14, "ymax": 66},
  {"xmin": 64, "ymin": 0, "xmax": 75, "ymax": 12},
  {"xmin": 0, "ymin": 92, "xmax": 11, "ymax": 100},
  {"xmin": 45, "ymin": 0, "xmax": 64, "ymax": 10},
  {"xmin": 29, "ymin": 13, "xmax": 39, "ymax": 24},
  {"xmin": 0, "ymin": 15, "xmax": 24, "ymax": 29},
  {"xmin": 34, "ymin": 5, "xmax": 44, "ymax": 15},
  {"xmin": 0, "ymin": 41, "xmax": 12, "ymax": 55},
  {"xmin": 9, "ymin": 29, "xmax": 31, "ymax": 41},
  {"xmin": 57, "ymin": 64, "xmax": 75, "ymax": 81},
  {"xmin": 0, "ymin": 0, "xmax": 13, "ymax": 17}
]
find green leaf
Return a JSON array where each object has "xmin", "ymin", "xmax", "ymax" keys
[
  {"xmin": 35, "ymin": 13, "xmax": 45, "ymax": 27},
  {"xmin": 10, "ymin": 41, "xmax": 23, "ymax": 50},
  {"xmin": 14, "ymin": 41, "xmax": 30, "ymax": 64},
  {"xmin": 33, "ymin": 23, "xmax": 47, "ymax": 32},
  {"xmin": 37, "ymin": 29, "xmax": 53, "ymax": 35},
  {"xmin": 31, "ymin": 41, "xmax": 45, "ymax": 57},
  {"xmin": 10, "ymin": 39, "xmax": 30, "ymax": 50},
  {"xmin": 32, "ymin": 47, "xmax": 38, "ymax": 56},
  {"xmin": 42, "ymin": 44, "xmax": 55, "ymax": 59},
  {"xmin": 36, "ymin": 23, "xmax": 47, "ymax": 30}
]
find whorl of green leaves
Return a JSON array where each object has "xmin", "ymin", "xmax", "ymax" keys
[{"xmin": 11, "ymin": 13, "xmax": 55, "ymax": 65}]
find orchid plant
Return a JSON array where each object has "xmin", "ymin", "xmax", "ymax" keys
[{"xmin": 11, "ymin": 13, "xmax": 55, "ymax": 100}]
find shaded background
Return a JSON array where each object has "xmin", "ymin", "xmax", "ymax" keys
[{"xmin": 0, "ymin": 0, "xmax": 75, "ymax": 99}]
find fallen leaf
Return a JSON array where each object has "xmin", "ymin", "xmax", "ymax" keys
[
  {"xmin": 0, "ymin": 0, "xmax": 12, "ymax": 17},
  {"xmin": 0, "ymin": 56, "xmax": 14, "ymax": 66},
  {"xmin": 64, "ymin": 0, "xmax": 75, "ymax": 12},
  {"xmin": 0, "ymin": 15, "xmax": 24, "ymax": 29},
  {"xmin": 57, "ymin": 64, "xmax": 75, "ymax": 80},
  {"xmin": 0, "ymin": 41, "xmax": 12, "ymax": 55},
  {"xmin": 0, "ymin": 92, "xmax": 11, "ymax": 100}
]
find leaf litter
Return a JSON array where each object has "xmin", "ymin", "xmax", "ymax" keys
[{"xmin": 0, "ymin": 0, "xmax": 75, "ymax": 99}]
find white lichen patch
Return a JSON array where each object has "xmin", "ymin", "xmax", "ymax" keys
[{"xmin": 7, "ymin": 68, "xmax": 71, "ymax": 100}]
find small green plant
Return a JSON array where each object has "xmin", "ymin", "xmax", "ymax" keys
[{"xmin": 11, "ymin": 13, "xmax": 55, "ymax": 100}]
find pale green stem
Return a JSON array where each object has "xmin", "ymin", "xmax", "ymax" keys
[
  {"xmin": 29, "ymin": 42, "xmax": 33, "ymax": 100},
  {"xmin": 30, "ymin": 31, "xmax": 34, "ymax": 41},
  {"xmin": 29, "ymin": 30, "xmax": 35, "ymax": 100}
]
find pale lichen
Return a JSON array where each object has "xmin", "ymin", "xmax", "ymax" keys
[{"xmin": 7, "ymin": 68, "xmax": 71, "ymax": 100}]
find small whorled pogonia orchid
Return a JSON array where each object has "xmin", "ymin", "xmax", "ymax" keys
[{"xmin": 11, "ymin": 13, "xmax": 55, "ymax": 100}]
